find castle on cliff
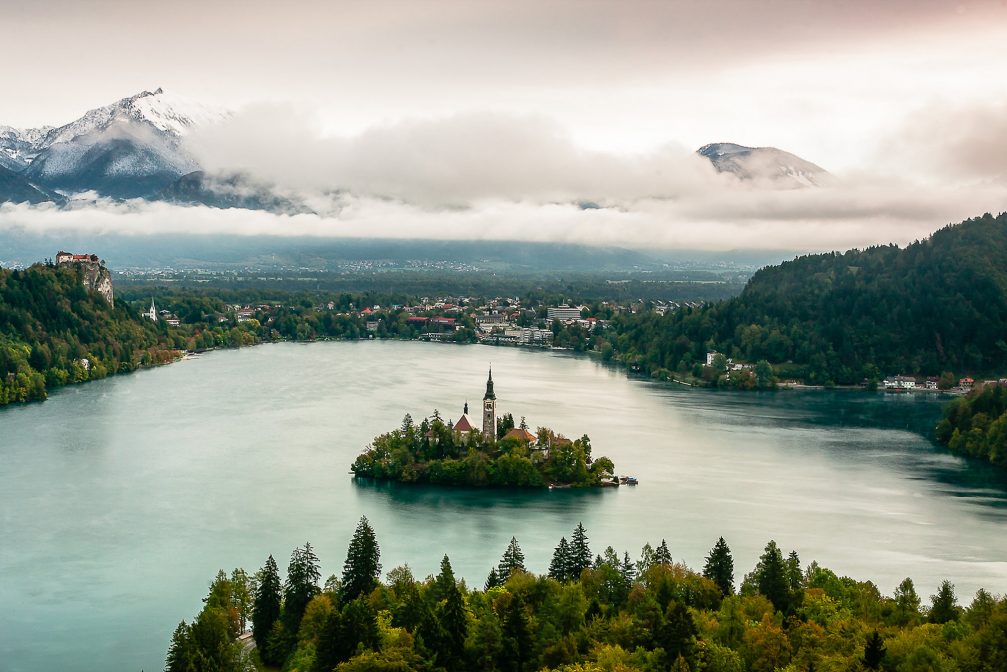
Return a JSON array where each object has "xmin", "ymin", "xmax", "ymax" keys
[{"xmin": 55, "ymin": 250, "xmax": 114, "ymax": 306}]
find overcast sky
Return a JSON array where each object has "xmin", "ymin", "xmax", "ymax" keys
[{"xmin": 1, "ymin": 0, "xmax": 1006, "ymax": 251}]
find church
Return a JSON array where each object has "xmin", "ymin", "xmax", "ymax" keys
[{"xmin": 452, "ymin": 367, "xmax": 497, "ymax": 440}]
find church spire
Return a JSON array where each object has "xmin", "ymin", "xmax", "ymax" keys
[{"xmin": 483, "ymin": 366, "xmax": 496, "ymax": 400}]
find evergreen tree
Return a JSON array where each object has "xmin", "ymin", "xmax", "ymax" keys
[
  {"xmin": 658, "ymin": 601, "xmax": 697, "ymax": 663},
  {"xmin": 313, "ymin": 611, "xmax": 343, "ymax": 672},
  {"xmin": 438, "ymin": 571, "xmax": 469, "ymax": 672},
  {"xmin": 164, "ymin": 620, "xmax": 192, "ymax": 672},
  {"xmin": 929, "ymin": 580, "xmax": 960, "ymax": 624},
  {"xmin": 863, "ymin": 630, "xmax": 886, "ymax": 670},
  {"xmin": 702, "ymin": 537, "xmax": 735, "ymax": 596},
  {"xmin": 339, "ymin": 598, "xmax": 381, "ymax": 661},
  {"xmin": 620, "ymin": 551, "xmax": 637, "ymax": 584},
  {"xmin": 341, "ymin": 516, "xmax": 382, "ymax": 602},
  {"xmin": 432, "ymin": 554, "xmax": 457, "ymax": 603},
  {"xmin": 654, "ymin": 539, "xmax": 673, "ymax": 566},
  {"xmin": 252, "ymin": 555, "xmax": 282, "ymax": 651},
  {"xmin": 501, "ymin": 594, "xmax": 533, "ymax": 672},
  {"xmin": 570, "ymin": 523, "xmax": 592, "ymax": 577},
  {"xmin": 485, "ymin": 567, "xmax": 501, "ymax": 590},
  {"xmin": 549, "ymin": 537, "xmax": 573, "ymax": 582},
  {"xmin": 498, "ymin": 537, "xmax": 526, "ymax": 579},
  {"xmin": 754, "ymin": 540, "xmax": 791, "ymax": 614},
  {"xmin": 284, "ymin": 542, "xmax": 321, "ymax": 635}
]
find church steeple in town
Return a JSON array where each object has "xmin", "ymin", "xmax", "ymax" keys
[{"xmin": 482, "ymin": 366, "xmax": 497, "ymax": 439}]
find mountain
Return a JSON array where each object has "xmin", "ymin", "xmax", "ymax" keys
[
  {"xmin": 0, "ymin": 165, "xmax": 65, "ymax": 205},
  {"xmin": 157, "ymin": 171, "xmax": 312, "ymax": 214},
  {"xmin": 1, "ymin": 89, "xmax": 227, "ymax": 199},
  {"xmin": 697, "ymin": 142, "xmax": 832, "ymax": 187},
  {"xmin": 607, "ymin": 211, "xmax": 1007, "ymax": 385}
]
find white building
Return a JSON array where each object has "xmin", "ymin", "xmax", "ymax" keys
[
  {"xmin": 144, "ymin": 298, "xmax": 157, "ymax": 322},
  {"xmin": 547, "ymin": 305, "xmax": 584, "ymax": 322}
]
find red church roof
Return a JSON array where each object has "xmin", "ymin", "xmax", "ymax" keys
[{"xmin": 454, "ymin": 414, "xmax": 474, "ymax": 432}]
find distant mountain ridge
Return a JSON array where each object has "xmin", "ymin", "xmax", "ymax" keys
[
  {"xmin": 0, "ymin": 88, "xmax": 227, "ymax": 201},
  {"xmin": 697, "ymin": 142, "xmax": 832, "ymax": 188},
  {"xmin": 0, "ymin": 89, "xmax": 835, "ymax": 208}
]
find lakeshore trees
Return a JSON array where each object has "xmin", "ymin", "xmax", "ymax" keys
[{"xmin": 169, "ymin": 522, "xmax": 1007, "ymax": 672}]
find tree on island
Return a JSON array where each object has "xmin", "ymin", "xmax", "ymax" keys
[{"xmin": 341, "ymin": 516, "xmax": 382, "ymax": 602}]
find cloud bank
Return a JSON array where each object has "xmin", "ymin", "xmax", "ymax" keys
[{"xmin": 3, "ymin": 99, "xmax": 1006, "ymax": 253}]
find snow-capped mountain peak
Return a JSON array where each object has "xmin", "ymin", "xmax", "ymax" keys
[
  {"xmin": 0, "ymin": 89, "xmax": 229, "ymax": 170},
  {"xmin": 697, "ymin": 142, "xmax": 833, "ymax": 188}
]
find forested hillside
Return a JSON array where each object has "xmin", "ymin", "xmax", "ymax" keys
[
  {"xmin": 936, "ymin": 384, "xmax": 1007, "ymax": 468},
  {"xmin": 608, "ymin": 212, "xmax": 1007, "ymax": 385},
  {"xmin": 166, "ymin": 518, "xmax": 1007, "ymax": 672},
  {"xmin": 0, "ymin": 262, "xmax": 181, "ymax": 404}
]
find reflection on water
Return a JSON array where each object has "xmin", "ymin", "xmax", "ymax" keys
[{"xmin": 2, "ymin": 340, "xmax": 1007, "ymax": 672}]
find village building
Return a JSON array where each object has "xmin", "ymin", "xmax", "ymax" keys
[{"xmin": 144, "ymin": 298, "xmax": 158, "ymax": 322}]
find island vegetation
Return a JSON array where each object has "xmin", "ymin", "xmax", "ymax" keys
[
  {"xmin": 165, "ymin": 516, "xmax": 1007, "ymax": 672},
  {"xmin": 351, "ymin": 412, "xmax": 614, "ymax": 488},
  {"xmin": 936, "ymin": 383, "xmax": 1007, "ymax": 468}
]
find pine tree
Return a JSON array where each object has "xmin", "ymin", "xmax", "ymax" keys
[
  {"xmin": 284, "ymin": 542, "xmax": 321, "ymax": 635},
  {"xmin": 929, "ymin": 580, "xmax": 960, "ymax": 624},
  {"xmin": 341, "ymin": 516, "xmax": 382, "ymax": 602},
  {"xmin": 549, "ymin": 537, "xmax": 573, "ymax": 582},
  {"xmin": 485, "ymin": 567, "xmax": 501, "ymax": 590},
  {"xmin": 432, "ymin": 554, "xmax": 457, "ymax": 603},
  {"xmin": 498, "ymin": 537, "xmax": 526, "ymax": 579},
  {"xmin": 620, "ymin": 551, "xmax": 637, "ymax": 584},
  {"xmin": 702, "ymin": 537, "xmax": 735, "ymax": 596},
  {"xmin": 164, "ymin": 620, "xmax": 192, "ymax": 672},
  {"xmin": 570, "ymin": 523, "xmax": 592, "ymax": 578},
  {"xmin": 863, "ymin": 630, "xmax": 886, "ymax": 670},
  {"xmin": 755, "ymin": 540, "xmax": 791, "ymax": 614},
  {"xmin": 501, "ymin": 594, "xmax": 532, "ymax": 672},
  {"xmin": 252, "ymin": 555, "xmax": 282, "ymax": 651},
  {"xmin": 313, "ymin": 611, "xmax": 343, "ymax": 672},
  {"xmin": 439, "ymin": 572, "xmax": 469, "ymax": 672},
  {"xmin": 658, "ymin": 601, "xmax": 697, "ymax": 663},
  {"xmin": 654, "ymin": 539, "xmax": 673, "ymax": 566}
]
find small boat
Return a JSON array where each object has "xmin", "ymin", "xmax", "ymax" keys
[{"xmin": 620, "ymin": 476, "xmax": 639, "ymax": 486}]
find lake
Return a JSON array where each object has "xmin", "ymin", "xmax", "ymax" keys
[{"xmin": 2, "ymin": 340, "xmax": 1006, "ymax": 672}]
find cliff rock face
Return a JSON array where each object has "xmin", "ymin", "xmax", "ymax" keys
[
  {"xmin": 56, "ymin": 252, "xmax": 114, "ymax": 306},
  {"xmin": 78, "ymin": 261, "xmax": 114, "ymax": 306}
]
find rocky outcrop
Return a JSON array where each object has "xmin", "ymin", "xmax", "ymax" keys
[{"xmin": 57, "ymin": 252, "xmax": 114, "ymax": 306}]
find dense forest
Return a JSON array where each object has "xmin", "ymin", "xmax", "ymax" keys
[
  {"xmin": 0, "ymin": 262, "xmax": 269, "ymax": 406},
  {"xmin": 936, "ymin": 384, "xmax": 1007, "ymax": 467},
  {"xmin": 0, "ymin": 262, "xmax": 179, "ymax": 404},
  {"xmin": 166, "ymin": 517, "xmax": 1007, "ymax": 672},
  {"xmin": 351, "ymin": 413, "xmax": 613, "ymax": 487},
  {"xmin": 604, "ymin": 212, "xmax": 1007, "ymax": 386}
]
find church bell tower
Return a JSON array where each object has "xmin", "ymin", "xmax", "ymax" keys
[{"xmin": 482, "ymin": 367, "xmax": 497, "ymax": 440}]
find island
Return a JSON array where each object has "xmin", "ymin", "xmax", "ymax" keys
[{"xmin": 350, "ymin": 368, "xmax": 622, "ymax": 487}]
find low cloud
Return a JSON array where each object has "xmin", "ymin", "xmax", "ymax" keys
[{"xmin": 3, "ymin": 104, "xmax": 1006, "ymax": 253}]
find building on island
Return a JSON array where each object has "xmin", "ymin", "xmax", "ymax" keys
[
  {"xmin": 454, "ymin": 402, "xmax": 475, "ymax": 439},
  {"xmin": 482, "ymin": 367, "xmax": 497, "ymax": 440}
]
